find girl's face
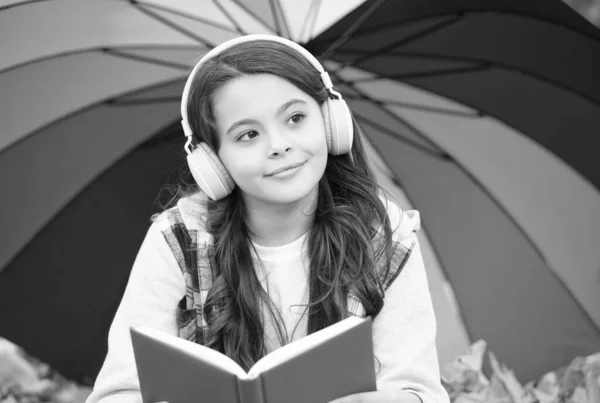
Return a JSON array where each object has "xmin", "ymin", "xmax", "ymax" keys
[{"xmin": 212, "ymin": 73, "xmax": 328, "ymax": 207}]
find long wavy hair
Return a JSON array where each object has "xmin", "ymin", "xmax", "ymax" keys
[{"xmin": 171, "ymin": 40, "xmax": 394, "ymax": 371}]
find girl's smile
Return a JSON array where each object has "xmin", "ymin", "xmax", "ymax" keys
[{"xmin": 265, "ymin": 160, "xmax": 306, "ymax": 177}]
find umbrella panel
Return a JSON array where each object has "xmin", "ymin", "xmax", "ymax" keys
[
  {"xmin": 0, "ymin": 126, "xmax": 187, "ymax": 383},
  {"xmin": 356, "ymin": 114, "xmax": 600, "ymax": 381}
]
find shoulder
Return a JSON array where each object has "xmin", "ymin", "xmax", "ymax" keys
[
  {"xmin": 370, "ymin": 195, "xmax": 422, "ymax": 290},
  {"xmin": 150, "ymin": 191, "xmax": 211, "ymax": 238},
  {"xmin": 146, "ymin": 192, "xmax": 213, "ymax": 275},
  {"xmin": 378, "ymin": 194, "xmax": 421, "ymax": 243}
]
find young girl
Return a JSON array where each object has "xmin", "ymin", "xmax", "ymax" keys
[{"xmin": 86, "ymin": 35, "xmax": 450, "ymax": 403}]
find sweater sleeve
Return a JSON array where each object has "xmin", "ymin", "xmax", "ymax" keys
[
  {"xmin": 86, "ymin": 219, "xmax": 185, "ymax": 403},
  {"xmin": 372, "ymin": 202, "xmax": 450, "ymax": 403}
]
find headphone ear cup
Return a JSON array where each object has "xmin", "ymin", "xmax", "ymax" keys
[
  {"xmin": 186, "ymin": 143, "xmax": 235, "ymax": 201},
  {"xmin": 323, "ymin": 98, "xmax": 354, "ymax": 155},
  {"xmin": 321, "ymin": 101, "xmax": 334, "ymax": 153}
]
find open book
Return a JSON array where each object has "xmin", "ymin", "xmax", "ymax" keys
[{"xmin": 130, "ymin": 316, "xmax": 376, "ymax": 403}]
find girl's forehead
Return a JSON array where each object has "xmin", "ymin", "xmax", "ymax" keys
[{"xmin": 212, "ymin": 73, "xmax": 313, "ymax": 123}]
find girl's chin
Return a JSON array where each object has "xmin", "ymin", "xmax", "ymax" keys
[
  {"xmin": 262, "ymin": 191, "xmax": 315, "ymax": 205},
  {"xmin": 242, "ymin": 185, "xmax": 319, "ymax": 207}
]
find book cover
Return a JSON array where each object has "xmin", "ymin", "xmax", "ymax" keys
[{"xmin": 130, "ymin": 316, "xmax": 376, "ymax": 403}]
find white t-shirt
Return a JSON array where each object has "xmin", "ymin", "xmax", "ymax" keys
[{"xmin": 252, "ymin": 231, "xmax": 311, "ymax": 351}]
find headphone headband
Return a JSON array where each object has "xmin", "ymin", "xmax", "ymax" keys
[{"xmin": 180, "ymin": 34, "xmax": 335, "ymax": 141}]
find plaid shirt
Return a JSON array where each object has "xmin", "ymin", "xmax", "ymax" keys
[{"xmin": 156, "ymin": 194, "xmax": 416, "ymax": 346}]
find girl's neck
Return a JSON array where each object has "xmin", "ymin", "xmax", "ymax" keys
[{"xmin": 243, "ymin": 190, "xmax": 317, "ymax": 247}]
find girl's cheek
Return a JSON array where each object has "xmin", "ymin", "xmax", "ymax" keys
[{"xmin": 230, "ymin": 156, "xmax": 264, "ymax": 175}]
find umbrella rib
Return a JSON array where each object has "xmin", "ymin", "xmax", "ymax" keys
[
  {"xmin": 104, "ymin": 49, "xmax": 191, "ymax": 71},
  {"xmin": 107, "ymin": 76, "xmax": 185, "ymax": 103},
  {"xmin": 334, "ymin": 46, "xmax": 600, "ymax": 107},
  {"xmin": 0, "ymin": 0, "xmax": 50, "ymax": 11},
  {"xmin": 354, "ymin": 114, "xmax": 449, "ymax": 160},
  {"xmin": 232, "ymin": 0, "xmax": 279, "ymax": 36},
  {"xmin": 498, "ymin": 8, "xmax": 600, "ymax": 44},
  {"xmin": 318, "ymin": 0, "xmax": 387, "ymax": 59},
  {"xmin": 358, "ymin": 115, "xmax": 558, "ymax": 273},
  {"xmin": 269, "ymin": 0, "xmax": 281, "ymax": 36},
  {"xmin": 0, "ymin": 45, "xmax": 199, "ymax": 76},
  {"xmin": 392, "ymin": 51, "xmax": 600, "ymax": 107},
  {"xmin": 340, "ymin": 74, "xmax": 563, "ymax": 280},
  {"xmin": 414, "ymin": 222, "xmax": 476, "ymax": 344},
  {"xmin": 271, "ymin": 0, "xmax": 291, "ymax": 38},
  {"xmin": 108, "ymin": 96, "xmax": 180, "ymax": 106},
  {"xmin": 0, "ymin": 76, "xmax": 186, "ymax": 160},
  {"xmin": 344, "ymin": 94, "xmax": 480, "ymax": 118},
  {"xmin": 299, "ymin": 0, "xmax": 321, "ymax": 42},
  {"xmin": 130, "ymin": 1, "xmax": 216, "ymax": 47},
  {"xmin": 333, "ymin": 72, "xmax": 449, "ymax": 155},
  {"xmin": 321, "ymin": 17, "xmax": 446, "ymax": 43},
  {"xmin": 358, "ymin": 112, "xmax": 598, "ymax": 335},
  {"xmin": 213, "ymin": 0, "xmax": 245, "ymax": 34},
  {"xmin": 365, "ymin": 151, "xmax": 477, "ymax": 344},
  {"xmin": 132, "ymin": 0, "xmax": 240, "ymax": 33},
  {"xmin": 326, "ymin": 10, "xmax": 600, "ymax": 107},
  {"xmin": 319, "ymin": 6, "xmax": 600, "ymax": 106},
  {"xmin": 351, "ymin": 64, "xmax": 489, "ymax": 82},
  {"xmin": 333, "ymin": 70, "xmax": 600, "ymax": 325},
  {"xmin": 336, "ymin": 13, "xmax": 463, "ymax": 70},
  {"xmin": 319, "ymin": 8, "xmax": 600, "ymax": 52},
  {"xmin": 308, "ymin": 0, "xmax": 323, "ymax": 41}
]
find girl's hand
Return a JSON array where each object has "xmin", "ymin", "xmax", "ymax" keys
[{"xmin": 329, "ymin": 388, "xmax": 422, "ymax": 403}]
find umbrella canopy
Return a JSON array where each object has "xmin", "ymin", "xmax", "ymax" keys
[
  {"xmin": 305, "ymin": 0, "xmax": 600, "ymax": 381},
  {"xmin": 0, "ymin": 0, "xmax": 598, "ymax": 384}
]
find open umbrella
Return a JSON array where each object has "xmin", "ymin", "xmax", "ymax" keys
[{"xmin": 0, "ymin": 0, "xmax": 599, "ymax": 384}]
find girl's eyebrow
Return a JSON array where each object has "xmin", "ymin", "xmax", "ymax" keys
[
  {"xmin": 276, "ymin": 98, "xmax": 307, "ymax": 116},
  {"xmin": 225, "ymin": 98, "xmax": 308, "ymax": 136}
]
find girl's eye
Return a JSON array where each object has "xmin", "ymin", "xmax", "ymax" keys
[
  {"xmin": 238, "ymin": 130, "xmax": 259, "ymax": 142},
  {"xmin": 288, "ymin": 113, "xmax": 305, "ymax": 125}
]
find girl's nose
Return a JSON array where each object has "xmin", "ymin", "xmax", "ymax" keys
[{"xmin": 268, "ymin": 131, "xmax": 292, "ymax": 156}]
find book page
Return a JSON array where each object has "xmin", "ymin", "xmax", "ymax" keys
[
  {"xmin": 247, "ymin": 316, "xmax": 366, "ymax": 377},
  {"xmin": 131, "ymin": 326, "xmax": 249, "ymax": 379}
]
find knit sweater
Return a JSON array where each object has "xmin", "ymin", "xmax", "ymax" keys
[{"xmin": 86, "ymin": 193, "xmax": 450, "ymax": 403}]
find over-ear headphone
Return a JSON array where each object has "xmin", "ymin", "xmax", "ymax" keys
[{"xmin": 180, "ymin": 34, "xmax": 354, "ymax": 201}]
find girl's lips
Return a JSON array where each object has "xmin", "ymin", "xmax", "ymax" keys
[{"xmin": 265, "ymin": 161, "xmax": 306, "ymax": 176}]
